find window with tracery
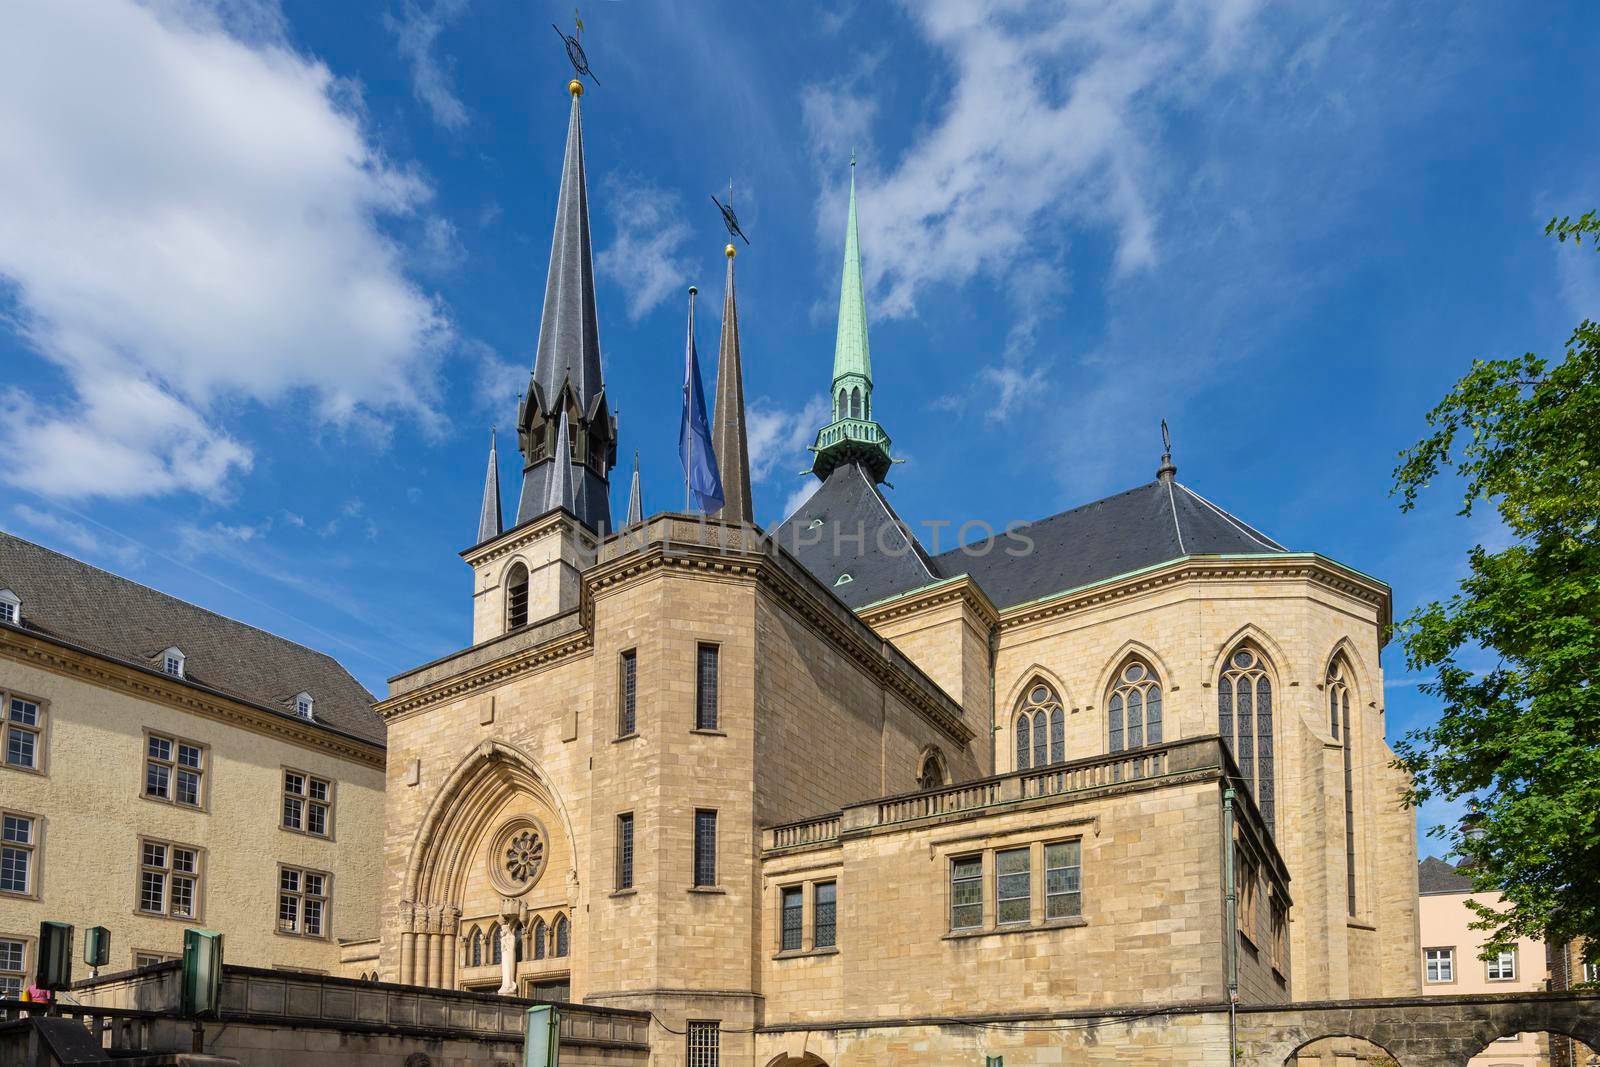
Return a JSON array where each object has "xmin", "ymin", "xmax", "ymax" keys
[
  {"xmin": 918, "ymin": 748, "xmax": 948, "ymax": 790},
  {"xmin": 1219, "ymin": 646, "xmax": 1275, "ymax": 833},
  {"xmin": 530, "ymin": 917, "xmax": 547, "ymax": 961},
  {"xmin": 1328, "ymin": 658, "xmax": 1356, "ymax": 916},
  {"xmin": 469, "ymin": 927, "xmax": 482, "ymax": 966},
  {"xmin": 1108, "ymin": 660, "xmax": 1162, "ymax": 753},
  {"xmin": 553, "ymin": 914, "xmax": 570, "ymax": 958},
  {"xmin": 1014, "ymin": 681, "xmax": 1065, "ymax": 770},
  {"xmin": 487, "ymin": 922, "xmax": 501, "ymax": 965}
]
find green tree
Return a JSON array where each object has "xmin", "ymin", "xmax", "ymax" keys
[{"xmin": 1391, "ymin": 213, "xmax": 1600, "ymax": 959}]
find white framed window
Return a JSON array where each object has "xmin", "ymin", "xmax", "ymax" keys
[
  {"xmin": 294, "ymin": 692, "xmax": 314, "ymax": 721},
  {"xmin": 161, "ymin": 647, "xmax": 186, "ymax": 678},
  {"xmin": 686, "ymin": 1020, "xmax": 720, "ymax": 1067},
  {"xmin": 1486, "ymin": 948, "xmax": 1517, "ymax": 981},
  {"xmin": 0, "ymin": 936, "xmax": 26, "ymax": 998},
  {"xmin": 0, "ymin": 589, "xmax": 19, "ymax": 625},
  {"xmin": 1424, "ymin": 947, "xmax": 1455, "ymax": 983},
  {"xmin": 1, "ymin": 814, "xmax": 36, "ymax": 897},
  {"xmin": 144, "ymin": 732, "xmax": 205, "ymax": 808},
  {"xmin": 282, "ymin": 769, "xmax": 333, "ymax": 837},
  {"xmin": 1584, "ymin": 960, "xmax": 1600, "ymax": 984},
  {"xmin": 137, "ymin": 838, "xmax": 202, "ymax": 920},
  {"xmin": 4, "ymin": 695, "xmax": 45, "ymax": 774},
  {"xmin": 132, "ymin": 950, "xmax": 177, "ymax": 969},
  {"xmin": 278, "ymin": 866, "xmax": 330, "ymax": 938}
]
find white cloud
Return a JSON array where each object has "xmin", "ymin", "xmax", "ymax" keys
[
  {"xmin": 466, "ymin": 339, "xmax": 525, "ymax": 415},
  {"xmin": 418, "ymin": 215, "xmax": 466, "ymax": 274},
  {"xmin": 747, "ymin": 395, "xmax": 830, "ymax": 482},
  {"xmin": 595, "ymin": 174, "xmax": 692, "ymax": 321},
  {"xmin": 8, "ymin": 504, "xmax": 142, "ymax": 567},
  {"xmin": 385, "ymin": 0, "xmax": 470, "ymax": 131},
  {"xmin": 0, "ymin": 0, "xmax": 451, "ymax": 501},
  {"xmin": 780, "ymin": 482, "xmax": 818, "ymax": 525}
]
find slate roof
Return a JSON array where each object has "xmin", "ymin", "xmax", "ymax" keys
[
  {"xmin": 1418, "ymin": 856, "xmax": 1476, "ymax": 895},
  {"xmin": 772, "ymin": 462, "xmax": 939, "ymax": 609},
  {"xmin": 933, "ymin": 479, "xmax": 1287, "ymax": 610},
  {"xmin": 774, "ymin": 472, "xmax": 1288, "ymax": 613},
  {"xmin": 0, "ymin": 531, "xmax": 384, "ymax": 745}
]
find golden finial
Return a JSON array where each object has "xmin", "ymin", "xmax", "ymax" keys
[
  {"xmin": 568, "ymin": 78, "xmax": 584, "ymax": 97},
  {"xmin": 725, "ymin": 243, "xmax": 737, "ymax": 258}
]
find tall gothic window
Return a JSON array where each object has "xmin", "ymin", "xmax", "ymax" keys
[
  {"xmin": 1108, "ymin": 659, "xmax": 1162, "ymax": 753},
  {"xmin": 1328, "ymin": 658, "xmax": 1357, "ymax": 916},
  {"xmin": 530, "ymin": 917, "xmax": 547, "ymax": 960},
  {"xmin": 918, "ymin": 747, "xmax": 948, "ymax": 790},
  {"xmin": 505, "ymin": 563, "xmax": 530, "ymax": 630},
  {"xmin": 850, "ymin": 387, "xmax": 861, "ymax": 418},
  {"xmin": 837, "ymin": 388, "xmax": 847, "ymax": 419},
  {"xmin": 470, "ymin": 927, "xmax": 482, "ymax": 967},
  {"xmin": 553, "ymin": 914, "xmax": 570, "ymax": 958},
  {"xmin": 1014, "ymin": 681, "xmax": 1065, "ymax": 770},
  {"xmin": 487, "ymin": 922, "xmax": 502, "ymax": 965},
  {"xmin": 1219, "ymin": 646, "xmax": 1275, "ymax": 834}
]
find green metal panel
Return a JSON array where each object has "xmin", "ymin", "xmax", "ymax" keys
[
  {"xmin": 82, "ymin": 926, "xmax": 110, "ymax": 968},
  {"xmin": 35, "ymin": 921, "xmax": 72, "ymax": 990},
  {"xmin": 524, "ymin": 1004, "xmax": 561, "ymax": 1067},
  {"xmin": 181, "ymin": 929, "xmax": 223, "ymax": 1017}
]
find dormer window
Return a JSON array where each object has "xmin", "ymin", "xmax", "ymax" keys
[
  {"xmin": 834, "ymin": 573, "xmax": 853, "ymax": 586},
  {"xmin": 294, "ymin": 693, "xmax": 314, "ymax": 721},
  {"xmin": 0, "ymin": 590, "xmax": 18, "ymax": 625},
  {"xmin": 161, "ymin": 648, "xmax": 186, "ymax": 679}
]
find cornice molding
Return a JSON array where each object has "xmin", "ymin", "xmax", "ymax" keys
[
  {"xmin": 459, "ymin": 509, "xmax": 598, "ymax": 569},
  {"xmin": 0, "ymin": 629, "xmax": 384, "ymax": 767},
  {"xmin": 857, "ymin": 576, "xmax": 1001, "ymax": 630},
  {"xmin": 996, "ymin": 555, "xmax": 1391, "ymax": 633},
  {"xmin": 375, "ymin": 626, "xmax": 594, "ymax": 723}
]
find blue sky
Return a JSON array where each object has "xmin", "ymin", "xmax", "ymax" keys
[{"xmin": 2, "ymin": 1, "xmax": 1597, "ymax": 846}]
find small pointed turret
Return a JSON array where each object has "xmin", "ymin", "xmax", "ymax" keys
[
  {"xmin": 544, "ymin": 408, "xmax": 576, "ymax": 515},
  {"xmin": 809, "ymin": 154, "xmax": 893, "ymax": 483},
  {"xmin": 477, "ymin": 428, "xmax": 503, "ymax": 543},
  {"xmin": 711, "ymin": 244, "xmax": 753, "ymax": 523},
  {"xmin": 516, "ymin": 79, "xmax": 617, "ymax": 531},
  {"xmin": 626, "ymin": 449, "xmax": 643, "ymax": 526}
]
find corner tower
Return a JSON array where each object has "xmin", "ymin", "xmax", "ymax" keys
[
  {"xmin": 809, "ymin": 156, "xmax": 894, "ymax": 483},
  {"xmin": 515, "ymin": 79, "xmax": 617, "ymax": 532}
]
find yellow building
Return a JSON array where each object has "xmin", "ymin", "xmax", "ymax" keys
[
  {"xmin": 0, "ymin": 531, "xmax": 386, "ymax": 990},
  {"xmin": 371, "ymin": 80, "xmax": 1421, "ymax": 1067}
]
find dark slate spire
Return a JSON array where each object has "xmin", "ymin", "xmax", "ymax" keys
[
  {"xmin": 477, "ymin": 428, "xmax": 503, "ymax": 544},
  {"xmin": 626, "ymin": 449, "xmax": 643, "ymax": 526},
  {"xmin": 711, "ymin": 244, "xmax": 753, "ymax": 523},
  {"xmin": 515, "ymin": 80, "xmax": 616, "ymax": 531},
  {"xmin": 544, "ymin": 408, "xmax": 576, "ymax": 515}
]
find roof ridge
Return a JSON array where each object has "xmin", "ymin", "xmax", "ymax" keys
[
  {"xmin": 1173, "ymin": 482, "xmax": 1286, "ymax": 551},
  {"xmin": 1164, "ymin": 478, "xmax": 1186, "ymax": 554},
  {"xmin": 0, "ymin": 529, "xmax": 366, "ymax": 676},
  {"xmin": 929, "ymin": 480, "xmax": 1161, "ymax": 561},
  {"xmin": 852, "ymin": 463, "xmax": 935, "ymax": 579}
]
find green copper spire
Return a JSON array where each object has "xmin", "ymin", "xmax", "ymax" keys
[{"xmin": 809, "ymin": 155, "xmax": 894, "ymax": 483}]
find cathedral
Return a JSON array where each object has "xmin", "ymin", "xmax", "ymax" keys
[{"xmin": 373, "ymin": 78, "xmax": 1419, "ymax": 1067}]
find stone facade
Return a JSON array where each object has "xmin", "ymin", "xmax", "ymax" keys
[
  {"xmin": 0, "ymin": 625, "xmax": 385, "ymax": 982},
  {"xmin": 374, "ymin": 505, "xmax": 1418, "ymax": 1066}
]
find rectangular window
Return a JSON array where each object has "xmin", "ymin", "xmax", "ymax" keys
[
  {"xmin": 5, "ymin": 697, "xmax": 43, "ymax": 772},
  {"xmin": 780, "ymin": 886, "xmax": 803, "ymax": 951},
  {"xmin": 996, "ymin": 847, "xmax": 1031, "ymax": 925},
  {"xmin": 1, "ymin": 814, "xmax": 34, "ymax": 896},
  {"xmin": 687, "ymin": 1021, "xmax": 720, "ymax": 1067},
  {"xmin": 278, "ymin": 866, "xmax": 330, "ymax": 938},
  {"xmin": 133, "ymin": 951, "xmax": 176, "ymax": 969},
  {"xmin": 1424, "ymin": 947, "xmax": 1455, "ymax": 983},
  {"xmin": 137, "ymin": 838, "xmax": 201, "ymax": 920},
  {"xmin": 950, "ymin": 855, "xmax": 983, "ymax": 930},
  {"xmin": 282, "ymin": 769, "xmax": 333, "ymax": 837},
  {"xmin": 616, "ymin": 813, "xmax": 634, "ymax": 890},
  {"xmin": 695, "ymin": 644, "xmax": 719, "ymax": 730},
  {"xmin": 693, "ymin": 809, "xmax": 717, "ymax": 887},
  {"xmin": 813, "ymin": 881, "xmax": 837, "ymax": 949},
  {"xmin": 619, "ymin": 650, "xmax": 637, "ymax": 736},
  {"xmin": 145, "ymin": 733, "xmax": 205, "ymax": 807},
  {"xmin": 1487, "ymin": 949, "xmax": 1517, "ymax": 981},
  {"xmin": 0, "ymin": 937, "xmax": 25, "ymax": 999},
  {"xmin": 1045, "ymin": 840, "xmax": 1082, "ymax": 919}
]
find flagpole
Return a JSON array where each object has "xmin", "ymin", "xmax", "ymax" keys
[{"xmin": 685, "ymin": 286, "xmax": 697, "ymax": 513}]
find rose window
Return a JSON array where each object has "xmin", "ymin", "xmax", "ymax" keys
[{"xmin": 504, "ymin": 830, "xmax": 545, "ymax": 884}]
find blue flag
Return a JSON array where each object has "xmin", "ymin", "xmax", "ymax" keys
[{"xmin": 679, "ymin": 289, "xmax": 724, "ymax": 513}]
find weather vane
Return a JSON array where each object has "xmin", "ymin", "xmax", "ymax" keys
[
  {"xmin": 711, "ymin": 179, "xmax": 750, "ymax": 246},
  {"xmin": 553, "ymin": 10, "xmax": 599, "ymax": 86},
  {"xmin": 1161, "ymin": 418, "xmax": 1171, "ymax": 455}
]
